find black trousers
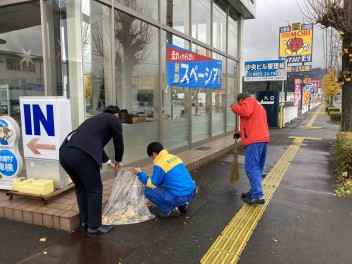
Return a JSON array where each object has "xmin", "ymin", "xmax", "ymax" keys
[{"xmin": 59, "ymin": 146, "xmax": 102, "ymax": 229}]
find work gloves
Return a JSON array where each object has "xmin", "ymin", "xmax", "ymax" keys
[{"xmin": 233, "ymin": 132, "xmax": 240, "ymax": 139}]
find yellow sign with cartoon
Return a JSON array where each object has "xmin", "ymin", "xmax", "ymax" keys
[{"xmin": 279, "ymin": 23, "xmax": 313, "ymax": 64}]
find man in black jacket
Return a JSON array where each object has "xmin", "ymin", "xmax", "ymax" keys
[{"xmin": 59, "ymin": 105, "xmax": 124, "ymax": 237}]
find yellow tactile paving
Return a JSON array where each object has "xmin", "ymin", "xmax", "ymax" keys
[
  {"xmin": 201, "ymin": 109, "xmax": 324, "ymax": 263},
  {"xmin": 305, "ymin": 104, "xmax": 325, "ymax": 128}
]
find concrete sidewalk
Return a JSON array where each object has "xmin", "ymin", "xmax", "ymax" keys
[{"xmin": 1, "ymin": 104, "xmax": 352, "ymax": 264}]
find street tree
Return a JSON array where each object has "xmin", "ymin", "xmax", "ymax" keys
[
  {"xmin": 302, "ymin": 0, "xmax": 352, "ymax": 131},
  {"xmin": 322, "ymin": 69, "xmax": 341, "ymax": 105}
]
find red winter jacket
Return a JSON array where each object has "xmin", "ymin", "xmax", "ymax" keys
[{"xmin": 230, "ymin": 96, "xmax": 270, "ymax": 148}]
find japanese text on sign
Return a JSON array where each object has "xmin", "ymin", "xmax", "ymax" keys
[
  {"xmin": 244, "ymin": 60, "xmax": 287, "ymax": 82},
  {"xmin": 279, "ymin": 23, "xmax": 313, "ymax": 63},
  {"xmin": 287, "ymin": 65, "xmax": 311, "ymax": 73},
  {"xmin": 167, "ymin": 44, "xmax": 222, "ymax": 89}
]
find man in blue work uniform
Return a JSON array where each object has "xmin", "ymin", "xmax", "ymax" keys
[{"xmin": 130, "ymin": 142, "xmax": 196, "ymax": 217}]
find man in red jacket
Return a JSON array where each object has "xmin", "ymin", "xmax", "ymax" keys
[{"xmin": 230, "ymin": 93, "xmax": 270, "ymax": 205}]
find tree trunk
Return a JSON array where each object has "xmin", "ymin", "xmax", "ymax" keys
[{"xmin": 341, "ymin": 34, "xmax": 352, "ymax": 132}]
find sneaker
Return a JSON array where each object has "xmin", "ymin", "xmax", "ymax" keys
[
  {"xmin": 86, "ymin": 224, "xmax": 114, "ymax": 238},
  {"xmin": 242, "ymin": 196, "xmax": 265, "ymax": 205},
  {"xmin": 241, "ymin": 192, "xmax": 251, "ymax": 199},
  {"xmin": 178, "ymin": 203, "xmax": 189, "ymax": 212},
  {"xmin": 158, "ymin": 207, "xmax": 181, "ymax": 218}
]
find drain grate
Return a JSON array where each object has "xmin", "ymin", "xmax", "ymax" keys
[{"xmin": 195, "ymin": 147, "xmax": 211, "ymax": 151}]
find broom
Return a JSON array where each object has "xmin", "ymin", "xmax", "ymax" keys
[
  {"xmin": 229, "ymin": 117, "xmax": 240, "ymax": 183},
  {"xmin": 229, "ymin": 137, "xmax": 240, "ymax": 183}
]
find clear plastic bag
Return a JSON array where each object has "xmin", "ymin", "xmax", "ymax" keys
[{"xmin": 102, "ymin": 168, "xmax": 155, "ymax": 225}]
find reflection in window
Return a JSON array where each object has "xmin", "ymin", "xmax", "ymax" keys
[
  {"xmin": 213, "ymin": 0, "xmax": 227, "ymax": 52},
  {"xmin": 212, "ymin": 52, "xmax": 226, "ymax": 136},
  {"xmin": 114, "ymin": 9, "xmax": 159, "ymax": 164},
  {"xmin": 41, "ymin": 0, "xmax": 64, "ymax": 96},
  {"xmin": 22, "ymin": 62, "xmax": 36, "ymax": 73},
  {"xmin": 191, "ymin": 43, "xmax": 211, "ymax": 143},
  {"xmin": 0, "ymin": 1, "xmax": 43, "ymax": 157},
  {"xmin": 228, "ymin": 6, "xmax": 238, "ymax": 57},
  {"xmin": 82, "ymin": 0, "xmax": 112, "ymax": 118},
  {"xmin": 5, "ymin": 58, "xmax": 21, "ymax": 71},
  {"xmin": 192, "ymin": 0, "xmax": 211, "ymax": 45},
  {"xmin": 162, "ymin": 32, "xmax": 190, "ymax": 151},
  {"xmin": 227, "ymin": 59, "xmax": 237, "ymax": 132},
  {"xmin": 115, "ymin": 0, "xmax": 158, "ymax": 21},
  {"xmin": 161, "ymin": 0, "xmax": 189, "ymax": 34}
]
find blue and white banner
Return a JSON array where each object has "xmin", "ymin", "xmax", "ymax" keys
[
  {"xmin": 244, "ymin": 59, "xmax": 287, "ymax": 82},
  {"xmin": 167, "ymin": 44, "xmax": 222, "ymax": 89}
]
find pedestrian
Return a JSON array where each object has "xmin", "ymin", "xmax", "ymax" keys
[
  {"xmin": 130, "ymin": 142, "xmax": 196, "ymax": 217},
  {"xmin": 230, "ymin": 93, "xmax": 270, "ymax": 205},
  {"xmin": 59, "ymin": 105, "xmax": 124, "ymax": 237}
]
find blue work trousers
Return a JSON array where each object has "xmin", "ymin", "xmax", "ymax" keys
[
  {"xmin": 244, "ymin": 142, "xmax": 268, "ymax": 199},
  {"xmin": 144, "ymin": 188, "xmax": 195, "ymax": 213}
]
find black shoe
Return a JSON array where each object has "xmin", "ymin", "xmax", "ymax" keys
[
  {"xmin": 78, "ymin": 222, "xmax": 88, "ymax": 232},
  {"xmin": 178, "ymin": 203, "xmax": 189, "ymax": 212},
  {"xmin": 241, "ymin": 192, "xmax": 251, "ymax": 199},
  {"xmin": 86, "ymin": 225, "xmax": 114, "ymax": 238},
  {"xmin": 242, "ymin": 196, "xmax": 266, "ymax": 205},
  {"xmin": 158, "ymin": 207, "xmax": 181, "ymax": 218}
]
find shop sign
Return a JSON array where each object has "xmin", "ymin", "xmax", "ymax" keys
[
  {"xmin": 0, "ymin": 116, "xmax": 23, "ymax": 182},
  {"xmin": 244, "ymin": 59, "xmax": 287, "ymax": 82},
  {"xmin": 20, "ymin": 97, "xmax": 72, "ymax": 160},
  {"xmin": 167, "ymin": 44, "xmax": 222, "ymax": 89},
  {"xmin": 279, "ymin": 23, "xmax": 313, "ymax": 63}
]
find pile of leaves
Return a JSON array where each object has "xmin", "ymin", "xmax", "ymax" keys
[{"xmin": 334, "ymin": 132, "xmax": 352, "ymax": 196}]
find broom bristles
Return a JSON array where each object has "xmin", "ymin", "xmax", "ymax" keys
[{"xmin": 229, "ymin": 139, "xmax": 240, "ymax": 183}]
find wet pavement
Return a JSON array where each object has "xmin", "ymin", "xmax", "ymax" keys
[{"xmin": 1, "ymin": 105, "xmax": 352, "ymax": 264}]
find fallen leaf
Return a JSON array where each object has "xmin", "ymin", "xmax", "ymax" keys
[{"xmin": 39, "ymin": 238, "xmax": 46, "ymax": 242}]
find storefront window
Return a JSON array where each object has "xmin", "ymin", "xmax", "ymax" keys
[
  {"xmin": 161, "ymin": 0, "xmax": 189, "ymax": 35},
  {"xmin": 82, "ymin": 0, "xmax": 113, "ymax": 118},
  {"xmin": 114, "ymin": 9, "xmax": 159, "ymax": 164},
  {"xmin": 191, "ymin": 43, "xmax": 211, "ymax": 143},
  {"xmin": 213, "ymin": 0, "xmax": 227, "ymax": 52},
  {"xmin": 212, "ymin": 52, "xmax": 226, "ymax": 137},
  {"xmin": 192, "ymin": 0, "xmax": 211, "ymax": 45},
  {"xmin": 162, "ymin": 32, "xmax": 190, "ymax": 151},
  {"xmin": 0, "ymin": 1, "xmax": 43, "ymax": 126},
  {"xmin": 115, "ymin": 0, "xmax": 158, "ymax": 21},
  {"xmin": 228, "ymin": 6, "xmax": 238, "ymax": 58},
  {"xmin": 227, "ymin": 58, "xmax": 237, "ymax": 131}
]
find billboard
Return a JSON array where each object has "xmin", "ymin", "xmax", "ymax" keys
[
  {"xmin": 167, "ymin": 44, "xmax": 222, "ymax": 89},
  {"xmin": 287, "ymin": 65, "xmax": 311, "ymax": 73},
  {"xmin": 279, "ymin": 23, "xmax": 313, "ymax": 63},
  {"xmin": 244, "ymin": 59, "xmax": 287, "ymax": 82}
]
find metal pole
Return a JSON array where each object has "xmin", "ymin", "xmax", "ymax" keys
[{"xmin": 279, "ymin": 80, "xmax": 284, "ymax": 128}]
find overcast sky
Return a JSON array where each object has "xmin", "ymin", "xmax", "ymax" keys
[{"xmin": 243, "ymin": 0, "xmax": 326, "ymax": 69}]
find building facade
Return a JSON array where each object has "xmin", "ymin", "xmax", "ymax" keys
[{"xmin": 0, "ymin": 0, "xmax": 255, "ymax": 167}]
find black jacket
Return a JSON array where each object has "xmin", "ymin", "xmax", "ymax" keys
[{"xmin": 60, "ymin": 112, "xmax": 124, "ymax": 168}]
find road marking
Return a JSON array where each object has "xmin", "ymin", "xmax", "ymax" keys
[
  {"xmin": 305, "ymin": 105, "xmax": 325, "ymax": 128},
  {"xmin": 200, "ymin": 137, "xmax": 318, "ymax": 264},
  {"xmin": 288, "ymin": 136, "xmax": 322, "ymax": 141}
]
